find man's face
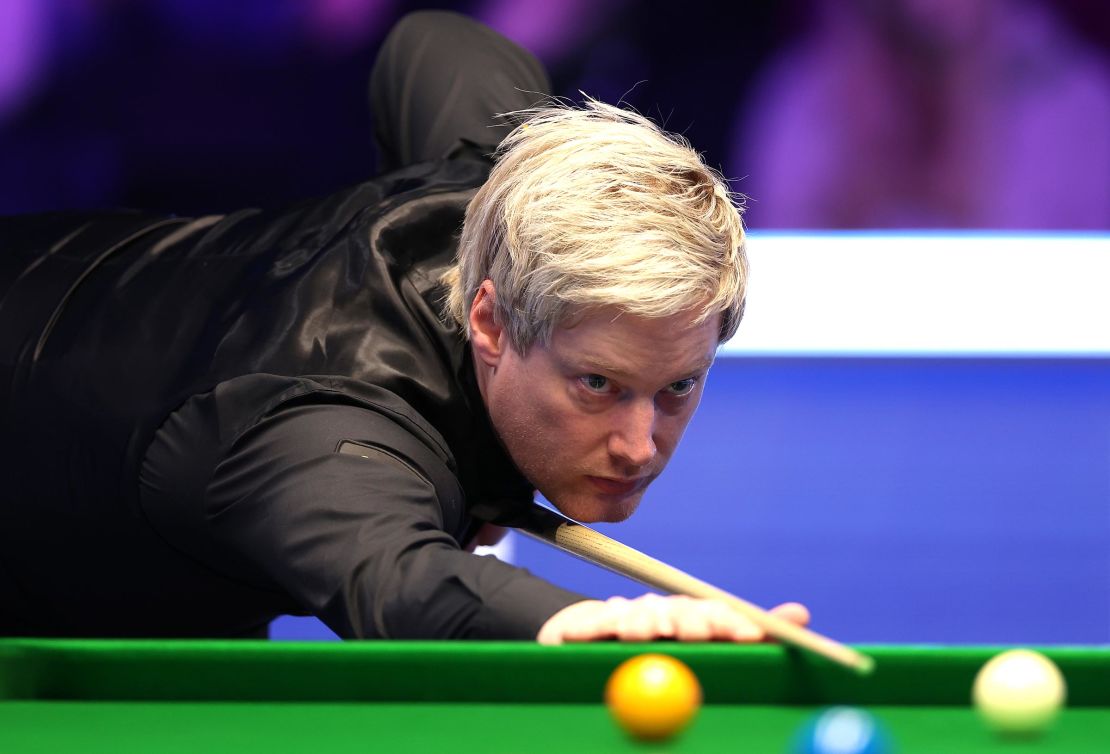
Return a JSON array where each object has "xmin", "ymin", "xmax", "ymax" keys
[{"xmin": 475, "ymin": 292, "xmax": 719, "ymax": 523}]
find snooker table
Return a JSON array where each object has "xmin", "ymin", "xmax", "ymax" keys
[{"xmin": 1, "ymin": 640, "xmax": 1108, "ymax": 753}]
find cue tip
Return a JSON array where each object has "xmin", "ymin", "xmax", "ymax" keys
[{"xmin": 851, "ymin": 652, "xmax": 876, "ymax": 676}]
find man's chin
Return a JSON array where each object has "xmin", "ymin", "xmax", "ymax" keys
[{"xmin": 549, "ymin": 492, "xmax": 642, "ymax": 524}]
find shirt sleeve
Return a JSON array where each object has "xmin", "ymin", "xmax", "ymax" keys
[{"xmin": 143, "ymin": 396, "xmax": 586, "ymax": 639}]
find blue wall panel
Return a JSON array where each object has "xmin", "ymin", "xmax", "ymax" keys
[{"xmin": 511, "ymin": 358, "xmax": 1110, "ymax": 644}]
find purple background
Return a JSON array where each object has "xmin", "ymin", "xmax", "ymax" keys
[{"xmin": 3, "ymin": 0, "xmax": 1108, "ymax": 228}]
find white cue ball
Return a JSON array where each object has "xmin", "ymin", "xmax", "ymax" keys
[{"xmin": 972, "ymin": 649, "xmax": 1067, "ymax": 736}]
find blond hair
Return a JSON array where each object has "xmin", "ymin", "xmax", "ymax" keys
[{"xmin": 443, "ymin": 99, "xmax": 748, "ymax": 352}]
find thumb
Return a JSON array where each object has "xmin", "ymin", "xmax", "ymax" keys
[{"xmin": 769, "ymin": 601, "xmax": 811, "ymax": 627}]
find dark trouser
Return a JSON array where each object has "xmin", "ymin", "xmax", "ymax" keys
[{"xmin": 369, "ymin": 11, "xmax": 552, "ymax": 173}]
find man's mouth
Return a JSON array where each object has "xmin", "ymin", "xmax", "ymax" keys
[{"xmin": 585, "ymin": 476, "xmax": 646, "ymax": 497}]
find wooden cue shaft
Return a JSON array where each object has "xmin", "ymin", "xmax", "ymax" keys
[{"xmin": 497, "ymin": 503, "xmax": 874, "ymax": 675}]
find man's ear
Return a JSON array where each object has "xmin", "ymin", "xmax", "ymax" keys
[{"xmin": 468, "ymin": 279, "xmax": 504, "ymax": 367}]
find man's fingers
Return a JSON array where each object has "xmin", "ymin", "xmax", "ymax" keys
[
  {"xmin": 601, "ymin": 596, "xmax": 634, "ymax": 637},
  {"xmin": 646, "ymin": 593, "xmax": 676, "ymax": 638},
  {"xmin": 561, "ymin": 598, "xmax": 622, "ymax": 642},
  {"xmin": 725, "ymin": 616, "xmax": 765, "ymax": 642},
  {"xmin": 615, "ymin": 598, "xmax": 655, "ymax": 641},
  {"xmin": 701, "ymin": 600, "xmax": 763, "ymax": 642},
  {"xmin": 614, "ymin": 593, "xmax": 668, "ymax": 641},
  {"xmin": 769, "ymin": 601, "xmax": 811, "ymax": 627},
  {"xmin": 670, "ymin": 596, "xmax": 714, "ymax": 641},
  {"xmin": 537, "ymin": 595, "xmax": 813, "ymax": 645},
  {"xmin": 539, "ymin": 599, "xmax": 606, "ymax": 644}
]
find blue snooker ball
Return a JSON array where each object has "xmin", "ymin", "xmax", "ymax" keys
[{"xmin": 791, "ymin": 707, "xmax": 892, "ymax": 754}]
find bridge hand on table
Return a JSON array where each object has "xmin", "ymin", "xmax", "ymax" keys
[{"xmin": 537, "ymin": 593, "xmax": 810, "ymax": 644}]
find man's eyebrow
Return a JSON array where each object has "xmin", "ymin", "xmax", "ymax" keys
[
  {"xmin": 672, "ymin": 359, "xmax": 714, "ymax": 379},
  {"xmin": 577, "ymin": 356, "xmax": 713, "ymax": 380},
  {"xmin": 577, "ymin": 356, "xmax": 629, "ymax": 376}
]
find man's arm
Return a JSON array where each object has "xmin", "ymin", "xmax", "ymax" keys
[
  {"xmin": 143, "ymin": 396, "xmax": 585, "ymax": 639},
  {"xmin": 142, "ymin": 384, "xmax": 809, "ymax": 642}
]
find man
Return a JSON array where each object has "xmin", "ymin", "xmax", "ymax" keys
[{"xmin": 0, "ymin": 11, "xmax": 807, "ymax": 641}]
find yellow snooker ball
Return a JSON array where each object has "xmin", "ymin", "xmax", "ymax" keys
[
  {"xmin": 605, "ymin": 653, "xmax": 702, "ymax": 741},
  {"xmin": 972, "ymin": 649, "xmax": 1066, "ymax": 736}
]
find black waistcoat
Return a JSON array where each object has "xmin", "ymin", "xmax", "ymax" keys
[{"xmin": 0, "ymin": 159, "xmax": 535, "ymax": 635}]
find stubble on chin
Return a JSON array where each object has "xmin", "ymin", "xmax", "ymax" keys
[{"xmin": 549, "ymin": 490, "xmax": 643, "ymax": 524}]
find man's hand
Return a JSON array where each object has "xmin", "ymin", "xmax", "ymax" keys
[{"xmin": 536, "ymin": 593, "xmax": 810, "ymax": 644}]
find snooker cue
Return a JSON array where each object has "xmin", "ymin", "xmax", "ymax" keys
[{"xmin": 473, "ymin": 501, "xmax": 874, "ymax": 676}]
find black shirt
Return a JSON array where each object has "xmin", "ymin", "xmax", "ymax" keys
[{"xmin": 0, "ymin": 158, "xmax": 584, "ymax": 638}]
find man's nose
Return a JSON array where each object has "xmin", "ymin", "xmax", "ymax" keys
[{"xmin": 608, "ymin": 399, "xmax": 657, "ymax": 469}]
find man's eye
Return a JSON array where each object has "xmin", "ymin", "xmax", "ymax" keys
[
  {"xmin": 666, "ymin": 378, "xmax": 698, "ymax": 396},
  {"xmin": 580, "ymin": 374, "xmax": 610, "ymax": 393}
]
